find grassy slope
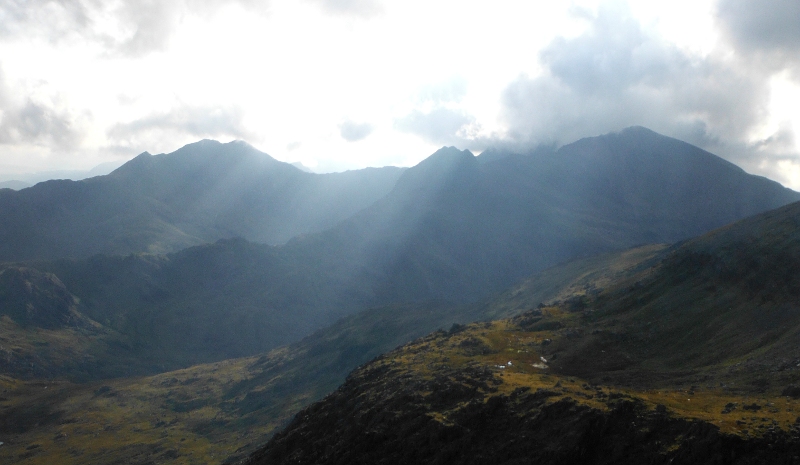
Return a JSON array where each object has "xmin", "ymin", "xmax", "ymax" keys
[{"xmin": 249, "ymin": 319, "xmax": 800, "ymax": 465}]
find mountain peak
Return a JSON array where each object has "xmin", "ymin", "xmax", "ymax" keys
[
  {"xmin": 391, "ymin": 146, "xmax": 476, "ymax": 196},
  {"xmin": 415, "ymin": 146, "xmax": 475, "ymax": 170},
  {"xmin": 617, "ymin": 125, "xmax": 659, "ymax": 136}
]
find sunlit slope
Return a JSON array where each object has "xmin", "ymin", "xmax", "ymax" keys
[
  {"xmin": 248, "ymin": 321, "xmax": 800, "ymax": 465},
  {"xmin": 0, "ymin": 139, "xmax": 405, "ymax": 261},
  {"xmin": 245, "ymin": 200, "xmax": 800, "ymax": 465}
]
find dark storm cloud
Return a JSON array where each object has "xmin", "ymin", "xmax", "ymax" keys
[
  {"xmin": 339, "ymin": 120, "xmax": 373, "ymax": 142},
  {"xmin": 0, "ymin": 0, "xmax": 269, "ymax": 56},
  {"xmin": 0, "ymin": 68, "xmax": 86, "ymax": 149},
  {"xmin": 107, "ymin": 104, "xmax": 254, "ymax": 143},
  {"xmin": 308, "ymin": 0, "xmax": 383, "ymax": 18},
  {"xmin": 395, "ymin": 107, "xmax": 477, "ymax": 146}
]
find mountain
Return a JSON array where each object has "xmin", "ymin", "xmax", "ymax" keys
[
  {"xmin": 244, "ymin": 199, "xmax": 800, "ymax": 465},
  {"xmin": 0, "ymin": 140, "xmax": 405, "ymax": 261},
  {"xmin": 0, "ymin": 180, "xmax": 31, "ymax": 190},
  {"xmin": 281, "ymin": 126, "xmax": 800, "ymax": 304},
  {"xmin": 5, "ymin": 127, "xmax": 797, "ymax": 378},
  {"xmin": 4, "ymin": 200, "xmax": 800, "ymax": 463},
  {"xmin": 0, "ymin": 159, "xmax": 126, "ymax": 186},
  {"xmin": 33, "ymin": 238, "xmax": 364, "ymax": 370}
]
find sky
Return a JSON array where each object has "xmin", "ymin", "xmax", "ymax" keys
[{"xmin": 0, "ymin": 0, "xmax": 799, "ymax": 188}]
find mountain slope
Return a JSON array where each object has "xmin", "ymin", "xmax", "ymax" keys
[
  {"xmin": 244, "ymin": 200, "xmax": 800, "ymax": 465},
  {"xmin": 549, "ymin": 199, "xmax": 800, "ymax": 386},
  {"xmin": 0, "ymin": 140, "xmax": 405, "ymax": 261},
  {"xmin": 282, "ymin": 127, "xmax": 800, "ymax": 304}
]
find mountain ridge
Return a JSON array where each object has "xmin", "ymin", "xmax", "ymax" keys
[
  {"xmin": 4, "ymin": 127, "xmax": 798, "ymax": 379},
  {"xmin": 0, "ymin": 140, "xmax": 406, "ymax": 260}
]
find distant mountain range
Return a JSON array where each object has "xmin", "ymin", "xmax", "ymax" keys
[{"xmin": 0, "ymin": 160, "xmax": 126, "ymax": 191}]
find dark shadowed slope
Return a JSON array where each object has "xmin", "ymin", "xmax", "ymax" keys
[
  {"xmin": 0, "ymin": 140, "xmax": 405, "ymax": 261},
  {"xmin": 244, "ymin": 200, "xmax": 800, "ymax": 465}
]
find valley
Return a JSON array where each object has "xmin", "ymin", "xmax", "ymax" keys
[{"xmin": 0, "ymin": 245, "xmax": 665, "ymax": 464}]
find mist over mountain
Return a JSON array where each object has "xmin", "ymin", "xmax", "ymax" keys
[{"xmin": 0, "ymin": 140, "xmax": 405, "ymax": 261}]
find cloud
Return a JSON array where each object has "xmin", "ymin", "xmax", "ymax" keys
[
  {"xmin": 0, "ymin": 0, "xmax": 269, "ymax": 57},
  {"xmin": 417, "ymin": 77, "xmax": 468, "ymax": 104},
  {"xmin": 502, "ymin": 5, "xmax": 769, "ymax": 147},
  {"xmin": 107, "ymin": 103, "xmax": 255, "ymax": 147},
  {"xmin": 0, "ymin": 67, "xmax": 87, "ymax": 149},
  {"xmin": 0, "ymin": 0, "xmax": 93, "ymax": 40},
  {"xmin": 395, "ymin": 107, "xmax": 479, "ymax": 146},
  {"xmin": 307, "ymin": 0, "xmax": 383, "ymax": 18},
  {"xmin": 339, "ymin": 120, "xmax": 373, "ymax": 142},
  {"xmin": 715, "ymin": 0, "xmax": 800, "ymax": 83},
  {"xmin": 499, "ymin": 4, "xmax": 800, "ymax": 187},
  {"xmin": 716, "ymin": 0, "xmax": 800, "ymax": 62}
]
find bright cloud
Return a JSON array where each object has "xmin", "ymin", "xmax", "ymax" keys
[{"xmin": 0, "ymin": 0, "xmax": 798, "ymax": 188}]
